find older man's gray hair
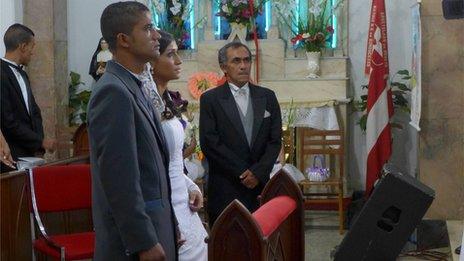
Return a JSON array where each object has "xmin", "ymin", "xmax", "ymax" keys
[{"xmin": 217, "ymin": 41, "xmax": 252, "ymax": 66}]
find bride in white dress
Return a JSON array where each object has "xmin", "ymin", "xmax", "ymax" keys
[{"xmin": 150, "ymin": 30, "xmax": 208, "ymax": 261}]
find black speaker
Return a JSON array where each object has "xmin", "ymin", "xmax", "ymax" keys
[
  {"xmin": 442, "ymin": 0, "xmax": 464, "ymax": 19},
  {"xmin": 334, "ymin": 165, "xmax": 435, "ymax": 261}
]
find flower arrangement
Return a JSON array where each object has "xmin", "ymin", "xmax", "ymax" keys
[
  {"xmin": 216, "ymin": 0, "xmax": 268, "ymax": 28},
  {"xmin": 188, "ymin": 72, "xmax": 226, "ymax": 100},
  {"xmin": 274, "ymin": 0, "xmax": 342, "ymax": 52},
  {"xmin": 353, "ymin": 70, "xmax": 412, "ymax": 132},
  {"xmin": 150, "ymin": 0, "xmax": 200, "ymax": 49}
]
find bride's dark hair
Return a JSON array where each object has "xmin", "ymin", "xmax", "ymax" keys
[{"xmin": 157, "ymin": 30, "xmax": 188, "ymax": 121}]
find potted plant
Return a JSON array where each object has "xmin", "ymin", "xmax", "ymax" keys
[
  {"xmin": 68, "ymin": 71, "xmax": 91, "ymax": 126},
  {"xmin": 216, "ymin": 0, "xmax": 268, "ymax": 42},
  {"xmin": 353, "ymin": 69, "xmax": 412, "ymax": 132},
  {"xmin": 68, "ymin": 71, "xmax": 91, "ymax": 156},
  {"xmin": 274, "ymin": 0, "xmax": 343, "ymax": 78}
]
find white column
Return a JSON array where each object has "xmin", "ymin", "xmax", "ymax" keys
[{"xmin": 201, "ymin": 0, "xmax": 215, "ymax": 41}]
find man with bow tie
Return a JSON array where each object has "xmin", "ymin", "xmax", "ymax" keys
[
  {"xmin": 1, "ymin": 23, "xmax": 56, "ymax": 172},
  {"xmin": 200, "ymin": 42, "xmax": 282, "ymax": 225}
]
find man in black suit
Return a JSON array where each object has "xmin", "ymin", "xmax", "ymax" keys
[
  {"xmin": 200, "ymin": 42, "xmax": 282, "ymax": 225},
  {"xmin": 87, "ymin": 2, "xmax": 177, "ymax": 260},
  {"xmin": 1, "ymin": 24, "xmax": 56, "ymax": 172}
]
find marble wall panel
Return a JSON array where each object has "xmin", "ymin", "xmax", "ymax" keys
[
  {"xmin": 23, "ymin": 0, "xmax": 52, "ymax": 41},
  {"xmin": 421, "ymin": 0, "xmax": 444, "ymax": 16},
  {"xmin": 419, "ymin": 5, "xmax": 464, "ymax": 219},
  {"xmin": 23, "ymin": 0, "xmax": 69, "ymax": 160}
]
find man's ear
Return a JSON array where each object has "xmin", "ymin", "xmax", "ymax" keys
[
  {"xmin": 116, "ymin": 33, "xmax": 130, "ymax": 49},
  {"xmin": 219, "ymin": 64, "xmax": 227, "ymax": 74},
  {"xmin": 18, "ymin": 43, "xmax": 28, "ymax": 53}
]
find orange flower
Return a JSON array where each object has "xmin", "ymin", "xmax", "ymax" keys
[
  {"xmin": 188, "ymin": 72, "xmax": 225, "ymax": 100},
  {"xmin": 197, "ymin": 151, "xmax": 204, "ymax": 161}
]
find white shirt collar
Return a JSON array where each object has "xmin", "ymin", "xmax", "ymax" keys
[
  {"xmin": 228, "ymin": 82, "xmax": 249, "ymax": 95},
  {"xmin": 2, "ymin": 57, "xmax": 20, "ymax": 67}
]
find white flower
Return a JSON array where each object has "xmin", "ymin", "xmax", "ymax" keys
[
  {"xmin": 169, "ymin": 0, "xmax": 181, "ymax": 15},
  {"xmin": 181, "ymin": 6, "xmax": 191, "ymax": 21},
  {"xmin": 152, "ymin": 0, "xmax": 165, "ymax": 13},
  {"xmin": 232, "ymin": 0, "xmax": 245, "ymax": 7},
  {"xmin": 309, "ymin": 5, "xmax": 322, "ymax": 16},
  {"xmin": 302, "ymin": 33, "xmax": 310, "ymax": 38},
  {"xmin": 309, "ymin": 0, "xmax": 323, "ymax": 16},
  {"xmin": 222, "ymin": 4, "xmax": 230, "ymax": 14}
]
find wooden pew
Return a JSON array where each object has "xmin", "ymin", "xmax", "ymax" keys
[{"xmin": 208, "ymin": 169, "xmax": 305, "ymax": 261}]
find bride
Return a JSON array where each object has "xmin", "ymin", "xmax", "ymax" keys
[{"xmin": 149, "ymin": 30, "xmax": 208, "ymax": 261}]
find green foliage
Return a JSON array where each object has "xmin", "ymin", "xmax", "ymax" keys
[
  {"xmin": 286, "ymin": 98, "xmax": 297, "ymax": 127},
  {"xmin": 353, "ymin": 70, "xmax": 412, "ymax": 132},
  {"xmin": 68, "ymin": 71, "xmax": 91, "ymax": 126}
]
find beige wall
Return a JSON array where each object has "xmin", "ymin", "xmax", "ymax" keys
[{"xmin": 419, "ymin": 0, "xmax": 464, "ymax": 219}]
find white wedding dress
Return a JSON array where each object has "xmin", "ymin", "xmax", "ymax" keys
[{"xmin": 161, "ymin": 117, "xmax": 208, "ymax": 261}]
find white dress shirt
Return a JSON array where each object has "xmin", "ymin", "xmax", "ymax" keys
[
  {"xmin": 229, "ymin": 82, "xmax": 250, "ymax": 115},
  {"xmin": 2, "ymin": 57, "xmax": 29, "ymax": 113}
]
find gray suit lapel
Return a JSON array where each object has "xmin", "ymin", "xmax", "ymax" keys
[
  {"xmin": 218, "ymin": 84, "xmax": 249, "ymax": 145},
  {"xmin": 105, "ymin": 61, "xmax": 166, "ymax": 152},
  {"xmin": 250, "ymin": 85, "xmax": 266, "ymax": 148}
]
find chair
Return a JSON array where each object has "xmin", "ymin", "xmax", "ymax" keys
[
  {"xmin": 297, "ymin": 128, "xmax": 345, "ymax": 234},
  {"xmin": 27, "ymin": 164, "xmax": 95, "ymax": 260}
]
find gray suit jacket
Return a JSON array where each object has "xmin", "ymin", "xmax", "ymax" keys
[{"xmin": 88, "ymin": 61, "xmax": 177, "ymax": 260}]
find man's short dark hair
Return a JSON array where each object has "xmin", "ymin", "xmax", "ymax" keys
[
  {"xmin": 3, "ymin": 23, "xmax": 35, "ymax": 52},
  {"xmin": 218, "ymin": 41, "xmax": 252, "ymax": 66},
  {"xmin": 100, "ymin": 1, "xmax": 150, "ymax": 51}
]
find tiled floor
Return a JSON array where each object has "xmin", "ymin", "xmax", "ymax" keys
[{"xmin": 304, "ymin": 210, "xmax": 453, "ymax": 261}]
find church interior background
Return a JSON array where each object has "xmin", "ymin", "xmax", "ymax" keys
[{"xmin": 1, "ymin": 0, "xmax": 463, "ymax": 260}]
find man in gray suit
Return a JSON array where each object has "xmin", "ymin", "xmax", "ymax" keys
[{"xmin": 87, "ymin": 2, "xmax": 177, "ymax": 260}]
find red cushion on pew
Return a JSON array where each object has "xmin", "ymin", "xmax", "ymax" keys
[
  {"xmin": 33, "ymin": 232, "xmax": 95, "ymax": 260},
  {"xmin": 252, "ymin": 196, "xmax": 296, "ymax": 237}
]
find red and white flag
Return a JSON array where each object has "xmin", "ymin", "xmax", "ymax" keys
[{"xmin": 365, "ymin": 0, "xmax": 393, "ymax": 195}]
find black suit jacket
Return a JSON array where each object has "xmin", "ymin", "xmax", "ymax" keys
[
  {"xmin": 199, "ymin": 82, "xmax": 282, "ymax": 222},
  {"xmin": 0, "ymin": 59, "xmax": 44, "ymax": 161}
]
